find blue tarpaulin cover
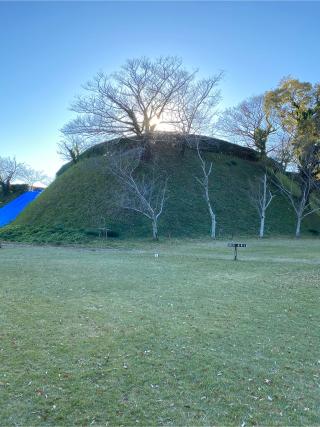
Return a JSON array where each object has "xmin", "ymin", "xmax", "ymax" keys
[{"xmin": 0, "ymin": 190, "xmax": 42, "ymax": 227}]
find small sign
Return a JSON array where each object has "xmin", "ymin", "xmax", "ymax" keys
[
  {"xmin": 227, "ymin": 242, "xmax": 247, "ymax": 260},
  {"xmin": 227, "ymin": 243, "xmax": 247, "ymax": 248}
]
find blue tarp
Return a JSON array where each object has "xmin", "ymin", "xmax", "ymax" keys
[{"xmin": 0, "ymin": 190, "xmax": 42, "ymax": 227}]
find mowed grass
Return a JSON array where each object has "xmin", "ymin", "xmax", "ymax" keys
[{"xmin": 0, "ymin": 239, "xmax": 319, "ymax": 426}]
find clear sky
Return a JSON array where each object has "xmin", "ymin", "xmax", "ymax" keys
[{"xmin": 0, "ymin": 1, "xmax": 319, "ymax": 177}]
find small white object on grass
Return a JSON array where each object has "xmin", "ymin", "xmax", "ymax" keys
[{"xmin": 154, "ymin": 253, "xmax": 159, "ymax": 258}]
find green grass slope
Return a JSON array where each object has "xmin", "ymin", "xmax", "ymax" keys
[{"xmin": 2, "ymin": 137, "xmax": 320, "ymax": 242}]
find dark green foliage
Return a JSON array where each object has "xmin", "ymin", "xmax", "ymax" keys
[
  {"xmin": 0, "ymin": 224, "xmax": 120, "ymax": 244},
  {"xmin": 106, "ymin": 229, "xmax": 119, "ymax": 238},
  {"xmin": 84, "ymin": 228, "xmax": 103, "ymax": 237},
  {"xmin": 0, "ymin": 225, "xmax": 88, "ymax": 243},
  {"xmin": 0, "ymin": 184, "xmax": 28, "ymax": 207},
  {"xmin": 308, "ymin": 228, "xmax": 320, "ymax": 236},
  {"xmin": 226, "ymin": 160, "xmax": 238, "ymax": 167},
  {"xmin": 84, "ymin": 228, "xmax": 119, "ymax": 238},
  {"xmin": 253, "ymin": 127, "xmax": 269, "ymax": 156},
  {"xmin": 0, "ymin": 226, "xmax": 112, "ymax": 245}
]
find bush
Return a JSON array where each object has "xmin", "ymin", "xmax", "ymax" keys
[
  {"xmin": 107, "ymin": 230, "xmax": 119, "ymax": 238},
  {"xmin": 308, "ymin": 228, "xmax": 320, "ymax": 236},
  {"xmin": 0, "ymin": 225, "xmax": 92, "ymax": 244},
  {"xmin": 84, "ymin": 228, "xmax": 119, "ymax": 238},
  {"xmin": 226, "ymin": 160, "xmax": 238, "ymax": 167}
]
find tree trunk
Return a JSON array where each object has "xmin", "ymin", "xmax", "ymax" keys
[
  {"xmin": 211, "ymin": 212, "xmax": 216, "ymax": 239},
  {"xmin": 259, "ymin": 174, "xmax": 267, "ymax": 238},
  {"xmin": 141, "ymin": 133, "xmax": 154, "ymax": 162},
  {"xmin": 295, "ymin": 215, "xmax": 302, "ymax": 238},
  {"xmin": 69, "ymin": 149, "xmax": 78, "ymax": 164},
  {"xmin": 152, "ymin": 219, "xmax": 158, "ymax": 241},
  {"xmin": 205, "ymin": 185, "xmax": 216, "ymax": 240},
  {"xmin": 259, "ymin": 214, "xmax": 265, "ymax": 238},
  {"xmin": 180, "ymin": 140, "xmax": 186, "ymax": 157}
]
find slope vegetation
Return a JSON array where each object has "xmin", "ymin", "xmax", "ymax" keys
[{"xmin": 2, "ymin": 136, "xmax": 320, "ymax": 242}]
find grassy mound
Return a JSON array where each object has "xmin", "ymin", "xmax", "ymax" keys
[{"xmin": 2, "ymin": 136, "xmax": 320, "ymax": 242}]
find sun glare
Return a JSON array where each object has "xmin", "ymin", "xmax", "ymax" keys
[{"xmin": 151, "ymin": 114, "xmax": 176, "ymax": 132}]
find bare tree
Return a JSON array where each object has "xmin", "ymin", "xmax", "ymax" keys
[
  {"xmin": 20, "ymin": 165, "xmax": 51, "ymax": 190},
  {"xmin": 217, "ymin": 95, "xmax": 277, "ymax": 157},
  {"xmin": 108, "ymin": 148, "xmax": 168, "ymax": 240},
  {"xmin": 0, "ymin": 156, "xmax": 24, "ymax": 195},
  {"xmin": 272, "ymin": 161, "xmax": 320, "ymax": 237},
  {"xmin": 61, "ymin": 57, "xmax": 223, "ymax": 157},
  {"xmin": 57, "ymin": 134, "xmax": 93, "ymax": 163},
  {"xmin": 173, "ymin": 75, "xmax": 222, "ymax": 132},
  {"xmin": 194, "ymin": 139, "xmax": 217, "ymax": 239},
  {"xmin": 63, "ymin": 57, "xmax": 193, "ymax": 138},
  {"xmin": 248, "ymin": 173, "xmax": 275, "ymax": 238},
  {"xmin": 172, "ymin": 74, "xmax": 223, "ymax": 154}
]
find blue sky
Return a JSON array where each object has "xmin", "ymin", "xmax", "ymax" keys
[{"xmin": 0, "ymin": 1, "xmax": 319, "ymax": 176}]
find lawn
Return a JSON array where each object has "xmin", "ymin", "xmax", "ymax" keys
[{"xmin": 0, "ymin": 239, "xmax": 319, "ymax": 426}]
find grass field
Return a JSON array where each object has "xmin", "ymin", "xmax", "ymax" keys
[{"xmin": 0, "ymin": 239, "xmax": 319, "ymax": 426}]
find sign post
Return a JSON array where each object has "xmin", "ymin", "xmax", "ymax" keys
[{"xmin": 227, "ymin": 243, "xmax": 247, "ymax": 260}]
